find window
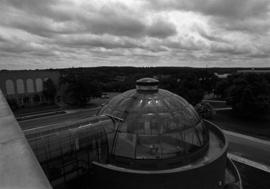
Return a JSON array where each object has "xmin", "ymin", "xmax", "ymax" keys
[
  {"xmin": 26, "ymin": 79, "xmax": 34, "ymax": 93},
  {"xmin": 5, "ymin": 80, "xmax": 15, "ymax": 95},
  {"xmin": 16, "ymin": 79, "xmax": 25, "ymax": 94},
  {"xmin": 36, "ymin": 78, "xmax": 43, "ymax": 92},
  {"xmin": 114, "ymin": 133, "xmax": 136, "ymax": 158}
]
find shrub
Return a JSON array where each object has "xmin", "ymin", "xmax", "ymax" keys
[{"xmin": 195, "ymin": 102, "xmax": 216, "ymax": 119}]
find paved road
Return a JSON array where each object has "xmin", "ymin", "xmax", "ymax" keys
[
  {"xmin": 19, "ymin": 108, "xmax": 100, "ymax": 130},
  {"xmin": 224, "ymin": 129, "xmax": 270, "ymax": 167},
  {"xmin": 233, "ymin": 162, "xmax": 270, "ymax": 189},
  {"xmin": 214, "ymin": 107, "xmax": 232, "ymax": 111}
]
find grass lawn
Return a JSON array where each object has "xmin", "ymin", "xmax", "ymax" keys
[
  {"xmin": 211, "ymin": 110, "xmax": 270, "ymax": 140},
  {"xmin": 203, "ymin": 100, "xmax": 230, "ymax": 109},
  {"xmin": 14, "ymin": 104, "xmax": 61, "ymax": 116}
]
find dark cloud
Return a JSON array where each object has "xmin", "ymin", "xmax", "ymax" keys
[
  {"xmin": 10, "ymin": 18, "xmax": 81, "ymax": 37},
  {"xmin": 1, "ymin": 0, "xmax": 71, "ymax": 21},
  {"xmin": 83, "ymin": 9, "xmax": 147, "ymax": 38},
  {"xmin": 212, "ymin": 17, "xmax": 270, "ymax": 34},
  {"xmin": 198, "ymin": 0, "xmax": 269, "ymax": 19},
  {"xmin": 163, "ymin": 37, "xmax": 204, "ymax": 51},
  {"xmin": 210, "ymin": 43, "xmax": 249, "ymax": 55},
  {"xmin": 1, "ymin": 1, "xmax": 177, "ymax": 39},
  {"xmin": 193, "ymin": 25, "xmax": 228, "ymax": 44},
  {"xmin": 0, "ymin": 32, "xmax": 31, "ymax": 53},
  {"xmin": 57, "ymin": 34, "xmax": 143, "ymax": 49},
  {"xmin": 0, "ymin": 0, "xmax": 270, "ymax": 69},
  {"xmin": 2, "ymin": 0, "xmax": 51, "ymax": 9},
  {"xmin": 56, "ymin": 34, "xmax": 169, "ymax": 54},
  {"xmin": 147, "ymin": 0, "xmax": 270, "ymax": 19},
  {"xmin": 147, "ymin": 0, "xmax": 270, "ymax": 35},
  {"xmin": 86, "ymin": 14, "xmax": 176, "ymax": 38},
  {"xmin": 147, "ymin": 19, "xmax": 177, "ymax": 38}
]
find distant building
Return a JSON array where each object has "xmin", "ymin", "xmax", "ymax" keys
[
  {"xmin": 214, "ymin": 72, "xmax": 231, "ymax": 79},
  {"xmin": 0, "ymin": 70, "xmax": 60, "ymax": 107},
  {"xmin": 237, "ymin": 69, "xmax": 270, "ymax": 74}
]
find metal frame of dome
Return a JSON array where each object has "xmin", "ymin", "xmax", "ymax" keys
[{"xmin": 99, "ymin": 78, "xmax": 209, "ymax": 170}]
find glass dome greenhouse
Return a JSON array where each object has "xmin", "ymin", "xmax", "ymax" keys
[{"xmin": 98, "ymin": 78, "xmax": 209, "ymax": 169}]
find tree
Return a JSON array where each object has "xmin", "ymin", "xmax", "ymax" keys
[
  {"xmin": 195, "ymin": 102, "xmax": 216, "ymax": 119},
  {"xmin": 175, "ymin": 75, "xmax": 204, "ymax": 105},
  {"xmin": 199, "ymin": 72, "xmax": 218, "ymax": 93},
  {"xmin": 7, "ymin": 98, "xmax": 18, "ymax": 111},
  {"xmin": 60, "ymin": 72, "xmax": 102, "ymax": 106},
  {"xmin": 215, "ymin": 79, "xmax": 230, "ymax": 98},
  {"xmin": 227, "ymin": 74, "xmax": 270, "ymax": 117},
  {"xmin": 43, "ymin": 79, "xmax": 57, "ymax": 104}
]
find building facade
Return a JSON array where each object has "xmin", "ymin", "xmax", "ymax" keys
[{"xmin": 0, "ymin": 70, "xmax": 60, "ymax": 107}]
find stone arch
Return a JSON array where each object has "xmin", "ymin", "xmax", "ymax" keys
[
  {"xmin": 35, "ymin": 78, "xmax": 43, "ymax": 92},
  {"xmin": 26, "ymin": 78, "xmax": 35, "ymax": 93},
  {"xmin": 16, "ymin": 79, "xmax": 25, "ymax": 94},
  {"xmin": 5, "ymin": 80, "xmax": 15, "ymax": 95}
]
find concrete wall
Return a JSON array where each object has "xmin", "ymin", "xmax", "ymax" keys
[
  {"xmin": 92, "ymin": 150, "xmax": 227, "ymax": 189},
  {"xmin": 0, "ymin": 89, "xmax": 52, "ymax": 189},
  {"xmin": 92, "ymin": 121, "xmax": 229, "ymax": 189}
]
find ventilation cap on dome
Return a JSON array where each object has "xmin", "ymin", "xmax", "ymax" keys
[{"xmin": 136, "ymin": 78, "xmax": 159, "ymax": 92}]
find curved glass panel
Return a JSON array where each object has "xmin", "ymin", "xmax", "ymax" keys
[{"xmin": 99, "ymin": 78, "xmax": 209, "ymax": 162}]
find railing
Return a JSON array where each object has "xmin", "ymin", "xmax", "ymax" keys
[{"xmin": 27, "ymin": 121, "xmax": 110, "ymax": 187}]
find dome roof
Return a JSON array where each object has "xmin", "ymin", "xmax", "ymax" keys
[{"xmin": 99, "ymin": 78, "xmax": 209, "ymax": 169}]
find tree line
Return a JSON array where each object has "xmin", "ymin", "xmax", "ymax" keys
[
  {"xmin": 215, "ymin": 73, "xmax": 270, "ymax": 118},
  {"xmin": 58, "ymin": 67, "xmax": 217, "ymax": 106},
  {"xmin": 60, "ymin": 67, "xmax": 270, "ymax": 119},
  {"xmin": 7, "ymin": 67, "xmax": 270, "ymax": 120}
]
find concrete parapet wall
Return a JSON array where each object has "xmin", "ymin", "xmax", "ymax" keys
[
  {"xmin": 0, "ymin": 89, "xmax": 52, "ymax": 189},
  {"xmin": 93, "ymin": 151, "xmax": 227, "ymax": 189}
]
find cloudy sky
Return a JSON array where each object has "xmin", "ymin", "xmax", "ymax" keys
[{"xmin": 0, "ymin": 0, "xmax": 270, "ymax": 70}]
